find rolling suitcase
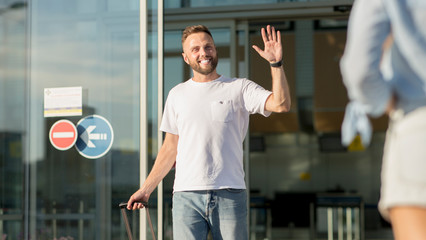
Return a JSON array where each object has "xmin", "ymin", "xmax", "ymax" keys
[{"xmin": 119, "ymin": 202, "xmax": 156, "ymax": 240}]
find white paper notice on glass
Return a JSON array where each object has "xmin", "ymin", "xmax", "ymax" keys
[{"xmin": 44, "ymin": 86, "xmax": 83, "ymax": 117}]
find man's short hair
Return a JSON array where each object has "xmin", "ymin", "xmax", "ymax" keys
[{"xmin": 181, "ymin": 25, "xmax": 213, "ymax": 47}]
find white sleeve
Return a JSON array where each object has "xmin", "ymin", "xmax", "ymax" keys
[
  {"xmin": 241, "ymin": 79, "xmax": 272, "ymax": 117},
  {"xmin": 159, "ymin": 91, "xmax": 179, "ymax": 135}
]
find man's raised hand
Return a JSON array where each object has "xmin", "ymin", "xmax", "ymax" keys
[{"xmin": 252, "ymin": 25, "xmax": 283, "ymax": 64}]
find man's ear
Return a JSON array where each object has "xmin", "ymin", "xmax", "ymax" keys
[{"xmin": 182, "ymin": 52, "xmax": 189, "ymax": 65}]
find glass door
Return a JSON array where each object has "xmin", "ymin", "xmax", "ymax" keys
[
  {"xmin": 0, "ymin": 1, "xmax": 27, "ymax": 239},
  {"xmin": 28, "ymin": 1, "xmax": 141, "ymax": 239}
]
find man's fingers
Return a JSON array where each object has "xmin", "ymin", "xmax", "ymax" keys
[
  {"xmin": 271, "ymin": 26, "xmax": 277, "ymax": 42},
  {"xmin": 133, "ymin": 202, "xmax": 146, "ymax": 210},
  {"xmin": 126, "ymin": 201, "xmax": 147, "ymax": 210},
  {"xmin": 266, "ymin": 25, "xmax": 276, "ymax": 42},
  {"xmin": 133, "ymin": 202, "xmax": 139, "ymax": 210},
  {"xmin": 263, "ymin": 25, "xmax": 280, "ymax": 43},
  {"xmin": 127, "ymin": 200, "xmax": 134, "ymax": 210},
  {"xmin": 277, "ymin": 30, "xmax": 281, "ymax": 43},
  {"xmin": 252, "ymin": 45, "xmax": 262, "ymax": 53},
  {"xmin": 255, "ymin": 25, "xmax": 283, "ymax": 62},
  {"xmin": 261, "ymin": 27, "xmax": 268, "ymax": 44},
  {"xmin": 252, "ymin": 45, "xmax": 268, "ymax": 59}
]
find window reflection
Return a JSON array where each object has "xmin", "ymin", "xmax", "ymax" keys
[
  {"xmin": 0, "ymin": 0, "xmax": 27, "ymax": 239},
  {"xmin": 165, "ymin": 0, "xmax": 334, "ymax": 9},
  {"xmin": 29, "ymin": 0, "xmax": 140, "ymax": 239}
]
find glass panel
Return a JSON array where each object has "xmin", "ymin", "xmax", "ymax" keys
[
  {"xmin": 29, "ymin": 1, "xmax": 140, "ymax": 239},
  {"xmin": 165, "ymin": 0, "xmax": 335, "ymax": 9},
  {"xmin": 147, "ymin": 0, "xmax": 160, "ymax": 238},
  {"xmin": 246, "ymin": 19, "xmax": 391, "ymax": 239},
  {"xmin": 107, "ymin": 0, "xmax": 139, "ymax": 12},
  {"xmin": 237, "ymin": 30, "xmax": 248, "ymax": 78},
  {"xmin": 164, "ymin": 30, "xmax": 184, "ymax": 96},
  {"xmin": 0, "ymin": 0, "xmax": 27, "ymax": 239},
  {"xmin": 162, "ymin": 30, "xmax": 182, "ymax": 240}
]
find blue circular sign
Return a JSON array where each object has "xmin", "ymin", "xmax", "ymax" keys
[{"xmin": 75, "ymin": 115, "xmax": 114, "ymax": 159}]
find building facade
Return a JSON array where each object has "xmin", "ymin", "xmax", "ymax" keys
[{"xmin": 1, "ymin": 0, "xmax": 393, "ymax": 239}]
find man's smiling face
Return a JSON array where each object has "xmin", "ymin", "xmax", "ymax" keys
[{"xmin": 182, "ymin": 32, "xmax": 218, "ymax": 75}]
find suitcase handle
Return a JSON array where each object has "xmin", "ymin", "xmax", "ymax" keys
[
  {"xmin": 119, "ymin": 202, "xmax": 156, "ymax": 240},
  {"xmin": 119, "ymin": 201, "xmax": 149, "ymax": 208}
]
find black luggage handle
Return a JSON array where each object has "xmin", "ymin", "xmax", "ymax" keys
[
  {"xmin": 119, "ymin": 202, "xmax": 156, "ymax": 240},
  {"xmin": 119, "ymin": 201, "xmax": 149, "ymax": 208}
]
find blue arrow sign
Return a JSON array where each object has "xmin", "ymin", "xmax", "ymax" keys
[{"xmin": 75, "ymin": 115, "xmax": 114, "ymax": 159}]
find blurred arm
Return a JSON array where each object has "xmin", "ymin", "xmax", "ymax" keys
[{"xmin": 340, "ymin": 0, "xmax": 392, "ymax": 117}]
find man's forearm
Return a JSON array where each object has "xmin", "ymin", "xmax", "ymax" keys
[
  {"xmin": 267, "ymin": 65, "xmax": 291, "ymax": 112},
  {"xmin": 140, "ymin": 146, "xmax": 176, "ymax": 195}
]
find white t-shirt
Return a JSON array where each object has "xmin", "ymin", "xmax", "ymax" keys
[{"xmin": 160, "ymin": 76, "xmax": 272, "ymax": 192}]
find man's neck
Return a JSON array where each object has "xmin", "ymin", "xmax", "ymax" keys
[{"xmin": 192, "ymin": 72, "xmax": 221, "ymax": 83}]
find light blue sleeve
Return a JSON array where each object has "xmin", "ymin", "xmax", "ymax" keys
[{"xmin": 340, "ymin": 0, "xmax": 392, "ymax": 117}]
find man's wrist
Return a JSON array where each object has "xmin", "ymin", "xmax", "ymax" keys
[{"xmin": 270, "ymin": 60, "xmax": 282, "ymax": 67}]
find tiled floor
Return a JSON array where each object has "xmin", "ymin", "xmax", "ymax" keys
[{"xmin": 250, "ymin": 227, "xmax": 395, "ymax": 240}]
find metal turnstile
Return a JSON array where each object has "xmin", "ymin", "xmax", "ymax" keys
[{"xmin": 310, "ymin": 194, "xmax": 364, "ymax": 240}]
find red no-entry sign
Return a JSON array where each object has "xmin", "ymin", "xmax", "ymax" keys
[{"xmin": 49, "ymin": 120, "xmax": 77, "ymax": 150}]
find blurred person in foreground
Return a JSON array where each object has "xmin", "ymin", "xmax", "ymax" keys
[
  {"xmin": 127, "ymin": 24, "xmax": 291, "ymax": 239},
  {"xmin": 340, "ymin": 0, "xmax": 426, "ymax": 239}
]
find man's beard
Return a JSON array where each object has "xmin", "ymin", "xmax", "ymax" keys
[{"xmin": 188, "ymin": 56, "xmax": 219, "ymax": 75}]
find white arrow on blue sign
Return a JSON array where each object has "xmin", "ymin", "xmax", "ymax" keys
[{"xmin": 75, "ymin": 115, "xmax": 114, "ymax": 159}]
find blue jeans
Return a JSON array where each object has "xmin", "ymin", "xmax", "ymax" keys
[{"xmin": 172, "ymin": 189, "xmax": 248, "ymax": 240}]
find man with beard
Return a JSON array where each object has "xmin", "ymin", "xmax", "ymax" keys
[{"xmin": 127, "ymin": 24, "xmax": 291, "ymax": 239}]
